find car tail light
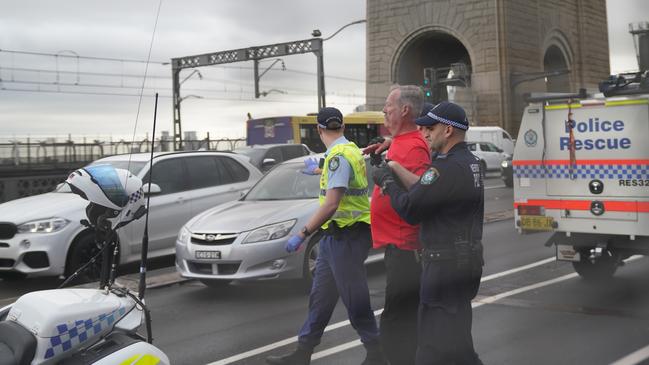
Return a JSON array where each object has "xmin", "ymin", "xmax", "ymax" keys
[{"xmin": 518, "ymin": 205, "xmax": 545, "ymax": 216}]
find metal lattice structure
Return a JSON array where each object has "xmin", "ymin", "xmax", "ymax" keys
[{"xmin": 171, "ymin": 38, "xmax": 325, "ymax": 151}]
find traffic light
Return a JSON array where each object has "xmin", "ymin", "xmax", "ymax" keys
[{"xmin": 423, "ymin": 67, "xmax": 435, "ymax": 101}]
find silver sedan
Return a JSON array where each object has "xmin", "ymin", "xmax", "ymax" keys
[{"xmin": 175, "ymin": 156, "xmax": 382, "ymax": 288}]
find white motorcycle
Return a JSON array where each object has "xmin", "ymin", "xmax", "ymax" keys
[{"xmin": 0, "ymin": 164, "xmax": 170, "ymax": 365}]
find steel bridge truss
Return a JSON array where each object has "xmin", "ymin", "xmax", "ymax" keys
[{"xmin": 171, "ymin": 38, "xmax": 325, "ymax": 150}]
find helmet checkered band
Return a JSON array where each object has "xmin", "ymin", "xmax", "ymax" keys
[{"xmin": 427, "ymin": 111, "xmax": 468, "ymax": 130}]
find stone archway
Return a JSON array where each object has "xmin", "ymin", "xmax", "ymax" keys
[
  {"xmin": 393, "ymin": 29, "xmax": 474, "ymax": 119},
  {"xmin": 543, "ymin": 30, "xmax": 573, "ymax": 92},
  {"xmin": 544, "ymin": 45, "xmax": 571, "ymax": 92}
]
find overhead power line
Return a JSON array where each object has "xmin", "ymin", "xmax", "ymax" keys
[
  {"xmin": 0, "ymin": 49, "xmax": 365, "ymax": 82},
  {"xmin": 0, "ymin": 87, "xmax": 371, "ymax": 106},
  {"xmin": 0, "ymin": 78, "xmax": 369, "ymax": 99},
  {"xmin": 0, "ymin": 66, "xmax": 325, "ymax": 94}
]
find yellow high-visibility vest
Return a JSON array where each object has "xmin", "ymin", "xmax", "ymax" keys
[{"xmin": 319, "ymin": 142, "xmax": 371, "ymax": 229}]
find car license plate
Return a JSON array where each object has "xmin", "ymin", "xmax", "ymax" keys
[
  {"xmin": 520, "ymin": 215, "xmax": 554, "ymax": 231},
  {"xmin": 195, "ymin": 251, "xmax": 221, "ymax": 259}
]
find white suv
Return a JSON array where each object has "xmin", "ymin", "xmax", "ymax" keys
[
  {"xmin": 467, "ymin": 141, "xmax": 510, "ymax": 171},
  {"xmin": 0, "ymin": 151, "xmax": 262, "ymax": 280}
]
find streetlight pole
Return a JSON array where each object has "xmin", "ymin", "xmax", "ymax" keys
[{"xmin": 312, "ymin": 19, "xmax": 367, "ymax": 110}]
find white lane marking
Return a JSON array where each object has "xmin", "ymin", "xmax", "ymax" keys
[
  {"xmin": 485, "ymin": 184, "xmax": 506, "ymax": 190},
  {"xmin": 207, "ymin": 255, "xmax": 643, "ymax": 364},
  {"xmin": 472, "ymin": 272, "xmax": 577, "ymax": 308},
  {"xmin": 207, "ymin": 257, "xmax": 557, "ymax": 365},
  {"xmin": 611, "ymin": 344, "xmax": 649, "ymax": 365},
  {"xmin": 311, "ymin": 339, "xmax": 362, "ymax": 361},
  {"xmin": 308, "ymin": 271, "xmax": 582, "ymax": 362},
  {"xmin": 481, "ymin": 257, "xmax": 555, "ymax": 282},
  {"xmin": 206, "ymin": 309, "xmax": 383, "ymax": 365}
]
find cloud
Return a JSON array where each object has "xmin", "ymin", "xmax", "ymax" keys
[{"xmin": 0, "ymin": 0, "xmax": 646, "ymax": 141}]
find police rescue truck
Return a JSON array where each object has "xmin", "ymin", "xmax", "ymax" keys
[{"xmin": 513, "ymin": 73, "xmax": 649, "ymax": 280}]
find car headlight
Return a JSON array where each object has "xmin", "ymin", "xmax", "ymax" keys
[
  {"xmin": 501, "ymin": 160, "xmax": 510, "ymax": 168},
  {"xmin": 17, "ymin": 218, "xmax": 70, "ymax": 234},
  {"xmin": 242, "ymin": 219, "xmax": 297, "ymax": 244},
  {"xmin": 178, "ymin": 226, "xmax": 191, "ymax": 244}
]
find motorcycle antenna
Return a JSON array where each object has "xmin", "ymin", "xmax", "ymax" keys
[{"xmin": 139, "ymin": 92, "xmax": 158, "ymax": 301}]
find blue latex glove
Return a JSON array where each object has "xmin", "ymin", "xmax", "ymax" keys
[
  {"xmin": 302, "ymin": 157, "xmax": 319, "ymax": 175},
  {"xmin": 285, "ymin": 234, "xmax": 305, "ymax": 253}
]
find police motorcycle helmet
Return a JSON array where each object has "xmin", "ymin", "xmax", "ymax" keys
[{"xmin": 66, "ymin": 164, "xmax": 146, "ymax": 231}]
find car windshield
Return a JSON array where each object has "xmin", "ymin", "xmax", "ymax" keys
[
  {"xmin": 244, "ymin": 162, "xmax": 320, "ymax": 201},
  {"xmin": 55, "ymin": 160, "xmax": 147, "ymax": 193}
]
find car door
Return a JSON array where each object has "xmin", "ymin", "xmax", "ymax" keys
[
  {"xmin": 184, "ymin": 155, "xmax": 245, "ymax": 217},
  {"xmin": 261, "ymin": 147, "xmax": 283, "ymax": 172},
  {"xmin": 479, "ymin": 142, "xmax": 502, "ymax": 170},
  {"xmin": 124, "ymin": 157, "xmax": 192, "ymax": 256},
  {"xmin": 282, "ymin": 145, "xmax": 310, "ymax": 161}
]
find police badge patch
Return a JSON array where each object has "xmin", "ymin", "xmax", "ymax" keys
[
  {"xmin": 420, "ymin": 167, "xmax": 440, "ymax": 185},
  {"xmin": 328, "ymin": 156, "xmax": 340, "ymax": 171}
]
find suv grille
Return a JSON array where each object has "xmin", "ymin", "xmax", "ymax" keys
[
  {"xmin": 191, "ymin": 233, "xmax": 237, "ymax": 246},
  {"xmin": 0, "ymin": 223, "xmax": 17, "ymax": 240}
]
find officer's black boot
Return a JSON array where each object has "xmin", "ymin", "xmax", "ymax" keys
[
  {"xmin": 265, "ymin": 344, "xmax": 313, "ymax": 365},
  {"xmin": 361, "ymin": 342, "xmax": 390, "ymax": 365}
]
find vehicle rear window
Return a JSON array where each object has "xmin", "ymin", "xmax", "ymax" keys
[
  {"xmin": 145, "ymin": 158, "xmax": 188, "ymax": 194},
  {"xmin": 283, "ymin": 145, "xmax": 309, "ymax": 160},
  {"xmin": 186, "ymin": 156, "xmax": 223, "ymax": 189},
  {"xmin": 245, "ymin": 162, "xmax": 320, "ymax": 201},
  {"xmin": 219, "ymin": 156, "xmax": 250, "ymax": 183}
]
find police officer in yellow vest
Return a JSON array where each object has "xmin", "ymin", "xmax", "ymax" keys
[{"xmin": 266, "ymin": 107, "xmax": 388, "ymax": 365}]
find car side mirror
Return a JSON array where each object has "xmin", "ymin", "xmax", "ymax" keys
[
  {"xmin": 55, "ymin": 182, "xmax": 64, "ymax": 190},
  {"xmin": 142, "ymin": 183, "xmax": 162, "ymax": 195},
  {"xmin": 262, "ymin": 158, "xmax": 277, "ymax": 169}
]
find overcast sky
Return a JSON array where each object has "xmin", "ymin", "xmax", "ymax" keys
[{"xmin": 0, "ymin": 0, "xmax": 647, "ymax": 140}]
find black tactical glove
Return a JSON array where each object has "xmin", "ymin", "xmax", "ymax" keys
[
  {"xmin": 372, "ymin": 164, "xmax": 395, "ymax": 190},
  {"xmin": 368, "ymin": 136, "xmax": 385, "ymax": 146},
  {"xmin": 369, "ymin": 152, "xmax": 384, "ymax": 167}
]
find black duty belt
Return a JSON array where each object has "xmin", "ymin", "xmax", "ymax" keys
[
  {"xmin": 419, "ymin": 241, "xmax": 482, "ymax": 263},
  {"xmin": 419, "ymin": 248, "xmax": 457, "ymax": 262},
  {"xmin": 322, "ymin": 221, "xmax": 368, "ymax": 236}
]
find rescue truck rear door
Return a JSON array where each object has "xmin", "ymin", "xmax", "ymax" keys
[{"xmin": 541, "ymin": 99, "xmax": 648, "ymax": 197}]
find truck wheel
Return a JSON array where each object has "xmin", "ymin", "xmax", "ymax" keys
[
  {"xmin": 504, "ymin": 175, "xmax": 513, "ymax": 187},
  {"xmin": 302, "ymin": 233, "xmax": 322, "ymax": 289},
  {"xmin": 572, "ymin": 249, "xmax": 619, "ymax": 281}
]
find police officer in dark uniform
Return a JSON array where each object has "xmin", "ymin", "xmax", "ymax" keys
[{"xmin": 372, "ymin": 101, "xmax": 484, "ymax": 365}]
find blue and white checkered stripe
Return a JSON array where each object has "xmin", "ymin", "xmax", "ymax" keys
[
  {"xmin": 43, "ymin": 307, "xmax": 127, "ymax": 359},
  {"xmin": 514, "ymin": 164, "xmax": 649, "ymax": 179},
  {"xmin": 427, "ymin": 112, "xmax": 469, "ymax": 130},
  {"xmin": 129, "ymin": 188, "xmax": 143, "ymax": 203}
]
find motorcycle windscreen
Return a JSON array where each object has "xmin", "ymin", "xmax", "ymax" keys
[{"xmin": 85, "ymin": 164, "xmax": 129, "ymax": 208}]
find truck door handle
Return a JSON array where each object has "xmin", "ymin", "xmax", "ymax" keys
[{"xmin": 176, "ymin": 197, "xmax": 184, "ymax": 204}]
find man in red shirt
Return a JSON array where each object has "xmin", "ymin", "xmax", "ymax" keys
[{"xmin": 366, "ymin": 85, "xmax": 431, "ymax": 365}]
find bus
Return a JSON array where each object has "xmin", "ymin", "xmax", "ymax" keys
[{"xmin": 246, "ymin": 112, "xmax": 388, "ymax": 153}]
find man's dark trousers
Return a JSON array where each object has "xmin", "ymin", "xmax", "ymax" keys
[
  {"xmin": 297, "ymin": 224, "xmax": 380, "ymax": 348},
  {"xmin": 380, "ymin": 244, "xmax": 421, "ymax": 365}
]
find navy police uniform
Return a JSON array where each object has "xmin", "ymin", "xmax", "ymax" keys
[{"xmin": 378, "ymin": 101, "xmax": 484, "ymax": 365}]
